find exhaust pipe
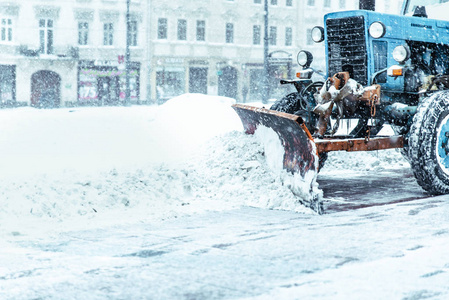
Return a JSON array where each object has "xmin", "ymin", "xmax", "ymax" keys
[{"xmin": 359, "ymin": 0, "xmax": 375, "ymax": 11}]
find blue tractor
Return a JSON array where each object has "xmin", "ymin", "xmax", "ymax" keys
[{"xmin": 233, "ymin": 0, "xmax": 449, "ymax": 198}]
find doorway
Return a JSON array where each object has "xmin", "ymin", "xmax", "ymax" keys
[
  {"xmin": 189, "ymin": 67, "xmax": 208, "ymax": 94},
  {"xmin": 98, "ymin": 76, "xmax": 119, "ymax": 105},
  {"xmin": 218, "ymin": 66, "xmax": 238, "ymax": 99},
  {"xmin": 31, "ymin": 70, "xmax": 61, "ymax": 108}
]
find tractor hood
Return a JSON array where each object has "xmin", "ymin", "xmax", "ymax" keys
[{"xmin": 323, "ymin": 10, "xmax": 449, "ymax": 45}]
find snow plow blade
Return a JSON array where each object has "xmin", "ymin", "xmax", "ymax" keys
[{"xmin": 232, "ymin": 104, "xmax": 317, "ymax": 177}]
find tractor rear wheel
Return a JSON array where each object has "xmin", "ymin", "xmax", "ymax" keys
[{"xmin": 408, "ymin": 91, "xmax": 449, "ymax": 194}]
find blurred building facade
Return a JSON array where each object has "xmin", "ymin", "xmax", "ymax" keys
[
  {"xmin": 150, "ymin": 0, "xmax": 300, "ymax": 102},
  {"xmin": 0, "ymin": 0, "xmax": 404, "ymax": 106},
  {"xmin": 150, "ymin": 0, "xmax": 404, "ymax": 103},
  {"xmin": 0, "ymin": 0, "xmax": 149, "ymax": 107}
]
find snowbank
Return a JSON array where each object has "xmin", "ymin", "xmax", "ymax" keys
[
  {"xmin": 0, "ymin": 94, "xmax": 317, "ymax": 236},
  {"xmin": 149, "ymin": 93, "xmax": 243, "ymax": 163},
  {"xmin": 0, "ymin": 94, "xmax": 410, "ymax": 236}
]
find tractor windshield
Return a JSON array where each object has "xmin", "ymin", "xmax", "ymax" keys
[{"xmin": 403, "ymin": 0, "xmax": 449, "ymax": 15}]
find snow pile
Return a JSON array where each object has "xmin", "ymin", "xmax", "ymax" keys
[
  {"xmin": 0, "ymin": 93, "xmax": 412, "ymax": 235},
  {"xmin": 149, "ymin": 93, "xmax": 243, "ymax": 162},
  {"xmin": 0, "ymin": 94, "xmax": 321, "ymax": 235},
  {"xmin": 189, "ymin": 130, "xmax": 316, "ymax": 214},
  {"xmin": 0, "ymin": 106, "xmax": 159, "ymax": 175}
]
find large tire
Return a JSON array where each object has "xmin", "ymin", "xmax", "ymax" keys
[
  {"xmin": 271, "ymin": 90, "xmax": 328, "ymax": 171},
  {"xmin": 270, "ymin": 92, "xmax": 303, "ymax": 113},
  {"xmin": 408, "ymin": 91, "xmax": 449, "ymax": 194}
]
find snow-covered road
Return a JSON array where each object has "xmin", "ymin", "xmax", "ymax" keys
[{"xmin": 2, "ymin": 191, "xmax": 449, "ymax": 299}]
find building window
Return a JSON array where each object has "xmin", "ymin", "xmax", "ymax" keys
[
  {"xmin": 226, "ymin": 23, "xmax": 234, "ymax": 43},
  {"xmin": 39, "ymin": 19, "xmax": 53, "ymax": 54},
  {"xmin": 253, "ymin": 25, "xmax": 261, "ymax": 45},
  {"xmin": 156, "ymin": 71, "xmax": 185, "ymax": 100},
  {"xmin": 254, "ymin": 0, "xmax": 262, "ymax": 3},
  {"xmin": 78, "ymin": 22, "xmax": 88, "ymax": 45},
  {"xmin": 129, "ymin": 20, "xmax": 137, "ymax": 46},
  {"xmin": 0, "ymin": 65, "xmax": 15, "ymax": 103},
  {"xmin": 286, "ymin": 0, "xmax": 293, "ymax": 6},
  {"xmin": 103, "ymin": 23, "xmax": 114, "ymax": 45},
  {"xmin": 324, "ymin": 0, "xmax": 331, "ymax": 8},
  {"xmin": 271, "ymin": 0, "xmax": 278, "ymax": 5},
  {"xmin": 306, "ymin": 28, "xmax": 313, "ymax": 45},
  {"xmin": 196, "ymin": 20, "xmax": 205, "ymax": 41},
  {"xmin": 269, "ymin": 26, "xmax": 277, "ymax": 46},
  {"xmin": 177, "ymin": 19, "xmax": 187, "ymax": 40},
  {"xmin": 158, "ymin": 18, "xmax": 167, "ymax": 39},
  {"xmin": 307, "ymin": 0, "xmax": 315, "ymax": 6},
  {"xmin": 0, "ymin": 18, "xmax": 12, "ymax": 42},
  {"xmin": 339, "ymin": 0, "xmax": 345, "ymax": 9},
  {"xmin": 285, "ymin": 27, "xmax": 292, "ymax": 46}
]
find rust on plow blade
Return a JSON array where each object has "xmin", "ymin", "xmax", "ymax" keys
[{"xmin": 232, "ymin": 104, "xmax": 317, "ymax": 177}]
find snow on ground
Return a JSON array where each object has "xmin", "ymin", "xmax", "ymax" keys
[
  {"xmin": 4, "ymin": 94, "xmax": 440, "ymax": 300},
  {"xmin": 0, "ymin": 94, "xmax": 408, "ymax": 237}
]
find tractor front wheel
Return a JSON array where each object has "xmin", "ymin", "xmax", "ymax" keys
[
  {"xmin": 270, "ymin": 92, "xmax": 304, "ymax": 113},
  {"xmin": 408, "ymin": 91, "xmax": 449, "ymax": 194}
]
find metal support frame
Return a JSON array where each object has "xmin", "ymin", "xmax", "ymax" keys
[
  {"xmin": 263, "ymin": 0, "xmax": 269, "ymax": 104},
  {"xmin": 315, "ymin": 136, "xmax": 404, "ymax": 153}
]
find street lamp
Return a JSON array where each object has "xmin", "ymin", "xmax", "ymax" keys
[
  {"xmin": 262, "ymin": 0, "xmax": 269, "ymax": 104},
  {"xmin": 125, "ymin": 0, "xmax": 131, "ymax": 106}
]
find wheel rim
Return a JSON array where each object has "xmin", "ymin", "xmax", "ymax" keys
[{"xmin": 436, "ymin": 113, "xmax": 449, "ymax": 175}]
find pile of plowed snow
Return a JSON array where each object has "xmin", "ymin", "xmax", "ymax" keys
[
  {"xmin": 0, "ymin": 94, "xmax": 316, "ymax": 235},
  {"xmin": 0, "ymin": 94, "xmax": 408, "ymax": 234}
]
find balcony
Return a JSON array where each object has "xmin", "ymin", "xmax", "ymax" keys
[{"xmin": 19, "ymin": 45, "xmax": 79, "ymax": 60}]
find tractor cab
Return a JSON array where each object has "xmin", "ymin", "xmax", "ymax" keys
[{"xmin": 402, "ymin": 0, "xmax": 449, "ymax": 19}]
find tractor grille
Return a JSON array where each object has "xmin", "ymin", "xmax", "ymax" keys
[{"xmin": 326, "ymin": 16, "xmax": 367, "ymax": 85}]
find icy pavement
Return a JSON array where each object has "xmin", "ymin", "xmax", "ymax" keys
[
  {"xmin": 320, "ymin": 168, "xmax": 428, "ymax": 212},
  {"xmin": 1, "ymin": 192, "xmax": 449, "ymax": 300}
]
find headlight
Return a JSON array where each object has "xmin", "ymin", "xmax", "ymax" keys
[
  {"xmin": 297, "ymin": 50, "xmax": 313, "ymax": 68},
  {"xmin": 369, "ymin": 22, "xmax": 386, "ymax": 39},
  {"xmin": 393, "ymin": 45, "xmax": 410, "ymax": 63},
  {"xmin": 311, "ymin": 26, "xmax": 324, "ymax": 43}
]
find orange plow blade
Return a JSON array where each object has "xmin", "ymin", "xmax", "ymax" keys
[{"xmin": 232, "ymin": 104, "xmax": 317, "ymax": 178}]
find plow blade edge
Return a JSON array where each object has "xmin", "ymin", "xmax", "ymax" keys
[{"xmin": 232, "ymin": 104, "xmax": 317, "ymax": 178}]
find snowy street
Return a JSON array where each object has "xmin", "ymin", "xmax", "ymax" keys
[
  {"xmin": 2, "ymin": 191, "xmax": 449, "ymax": 299},
  {"xmin": 1, "ymin": 95, "xmax": 449, "ymax": 299}
]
